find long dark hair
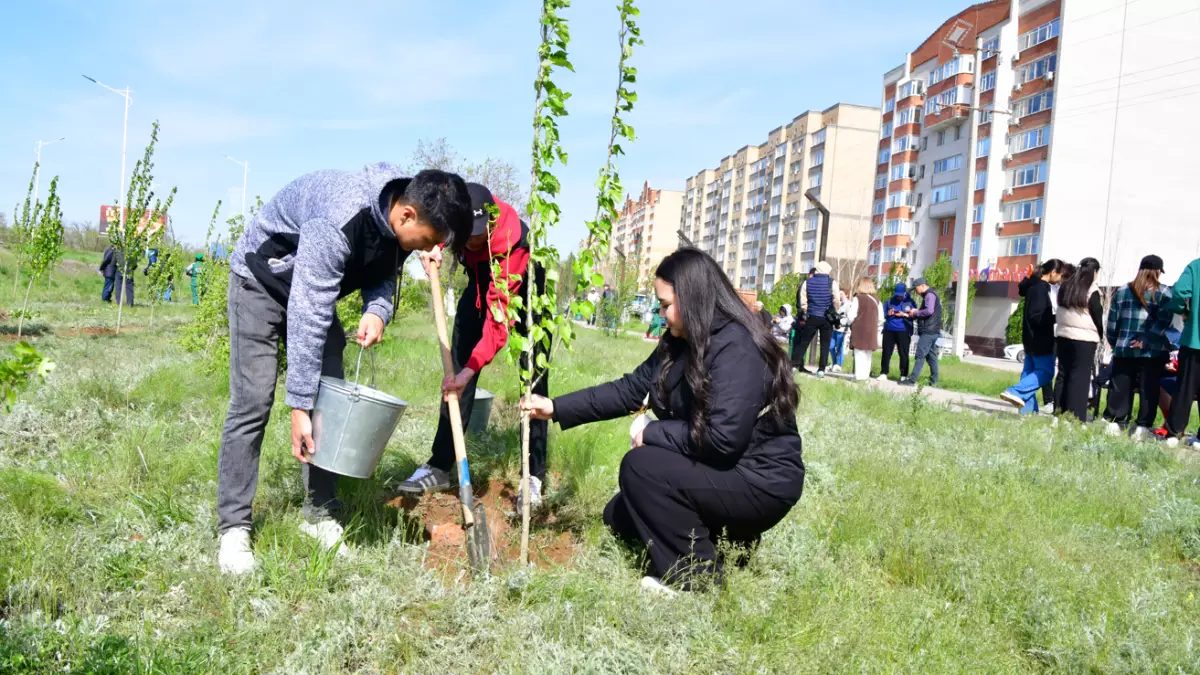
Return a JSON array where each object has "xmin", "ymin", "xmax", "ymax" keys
[
  {"xmin": 1039, "ymin": 258, "xmax": 1064, "ymax": 278},
  {"xmin": 1058, "ymin": 257, "xmax": 1101, "ymax": 309},
  {"xmin": 653, "ymin": 249, "xmax": 798, "ymax": 449}
]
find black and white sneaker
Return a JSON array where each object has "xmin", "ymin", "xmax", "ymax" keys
[{"xmin": 395, "ymin": 464, "xmax": 452, "ymax": 494}]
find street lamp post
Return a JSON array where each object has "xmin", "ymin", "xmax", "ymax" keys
[
  {"xmin": 82, "ymin": 75, "xmax": 131, "ymax": 227},
  {"xmin": 34, "ymin": 137, "xmax": 66, "ymax": 203},
  {"xmin": 224, "ymin": 156, "xmax": 249, "ymax": 220}
]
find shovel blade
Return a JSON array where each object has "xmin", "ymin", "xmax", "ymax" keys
[{"xmin": 466, "ymin": 502, "xmax": 491, "ymax": 575}]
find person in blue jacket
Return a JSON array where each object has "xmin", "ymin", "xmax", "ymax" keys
[{"xmin": 879, "ymin": 282, "xmax": 916, "ymax": 382}]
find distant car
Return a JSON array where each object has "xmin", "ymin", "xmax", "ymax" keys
[
  {"xmin": 1004, "ymin": 344, "xmax": 1025, "ymax": 363},
  {"xmin": 936, "ymin": 330, "xmax": 970, "ymax": 358}
]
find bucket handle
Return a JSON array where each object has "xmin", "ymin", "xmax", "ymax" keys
[{"xmin": 352, "ymin": 345, "xmax": 376, "ymax": 389}]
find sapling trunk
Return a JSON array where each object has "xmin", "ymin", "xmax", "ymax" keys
[
  {"xmin": 17, "ymin": 279, "xmax": 33, "ymax": 338},
  {"xmin": 115, "ymin": 261, "xmax": 127, "ymax": 334}
]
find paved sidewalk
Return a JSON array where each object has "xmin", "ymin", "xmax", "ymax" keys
[
  {"xmin": 817, "ymin": 370, "xmax": 1019, "ymax": 416},
  {"xmin": 963, "ymin": 354, "xmax": 1023, "ymax": 373}
]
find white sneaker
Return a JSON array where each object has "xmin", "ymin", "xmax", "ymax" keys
[
  {"xmin": 1166, "ymin": 437, "xmax": 1180, "ymax": 448},
  {"xmin": 299, "ymin": 519, "xmax": 351, "ymax": 557},
  {"xmin": 516, "ymin": 475, "xmax": 543, "ymax": 512},
  {"xmin": 876, "ymin": 374, "xmax": 888, "ymax": 382},
  {"xmin": 1105, "ymin": 422, "xmax": 1122, "ymax": 436},
  {"xmin": 1131, "ymin": 426, "xmax": 1150, "ymax": 441},
  {"xmin": 816, "ymin": 370, "xmax": 826, "ymax": 379},
  {"xmin": 639, "ymin": 576, "xmax": 678, "ymax": 598},
  {"xmin": 218, "ymin": 527, "xmax": 256, "ymax": 575}
]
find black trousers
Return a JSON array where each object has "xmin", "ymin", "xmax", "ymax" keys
[
  {"xmin": 1166, "ymin": 347, "xmax": 1200, "ymax": 437},
  {"xmin": 1055, "ymin": 338, "xmax": 1097, "ymax": 423},
  {"xmin": 603, "ymin": 445, "xmax": 795, "ymax": 590},
  {"xmin": 880, "ymin": 330, "xmax": 911, "ymax": 379},
  {"xmin": 1103, "ymin": 356, "xmax": 1168, "ymax": 429},
  {"xmin": 793, "ymin": 315, "xmax": 832, "ymax": 371},
  {"xmin": 428, "ymin": 319, "xmax": 550, "ymax": 480}
]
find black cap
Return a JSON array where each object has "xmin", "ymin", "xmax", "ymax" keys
[
  {"xmin": 913, "ymin": 277, "xmax": 929, "ymax": 287},
  {"xmin": 466, "ymin": 183, "xmax": 496, "ymax": 236},
  {"xmin": 1140, "ymin": 254, "xmax": 1164, "ymax": 272}
]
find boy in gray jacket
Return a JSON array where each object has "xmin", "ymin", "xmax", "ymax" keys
[{"xmin": 217, "ymin": 163, "xmax": 472, "ymax": 574}]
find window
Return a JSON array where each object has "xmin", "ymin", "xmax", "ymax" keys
[
  {"xmin": 805, "ymin": 214, "xmax": 819, "ymax": 231},
  {"xmin": 976, "ymin": 171, "xmax": 988, "ymax": 190},
  {"xmin": 999, "ymin": 234, "xmax": 1041, "ymax": 257},
  {"xmin": 933, "ymin": 155, "xmax": 963, "ymax": 173},
  {"xmin": 898, "ymin": 80, "xmax": 923, "ymax": 99},
  {"xmin": 883, "ymin": 246, "xmax": 904, "ymax": 262},
  {"xmin": 812, "ymin": 128, "xmax": 827, "ymax": 145},
  {"xmin": 784, "ymin": 223, "xmax": 795, "ymax": 235},
  {"xmin": 887, "ymin": 191, "xmax": 915, "ymax": 208},
  {"xmin": 921, "ymin": 136, "xmax": 929, "ymax": 151},
  {"xmin": 971, "ymin": 237, "xmax": 981, "ymax": 256},
  {"xmin": 982, "ymin": 36, "xmax": 1000, "ymax": 55},
  {"xmin": 1009, "ymin": 125, "xmax": 1051, "ymax": 153},
  {"xmin": 879, "ymin": 148, "xmax": 891, "ymax": 164},
  {"xmin": 1013, "ymin": 91, "xmax": 1054, "ymax": 118},
  {"xmin": 881, "ymin": 121, "xmax": 894, "ymax": 137},
  {"xmin": 736, "ymin": 168, "xmax": 745, "ymax": 179},
  {"xmin": 893, "ymin": 136, "xmax": 920, "ymax": 153},
  {"xmin": 802, "ymin": 240, "xmax": 816, "ymax": 253},
  {"xmin": 940, "ymin": 219, "xmax": 952, "ymax": 236},
  {"xmin": 1018, "ymin": 54, "xmax": 1057, "ymax": 84},
  {"xmin": 977, "ymin": 137, "xmax": 991, "ymax": 157},
  {"xmin": 723, "ymin": 169, "xmax": 733, "ymax": 182},
  {"xmin": 875, "ymin": 173, "xmax": 887, "ymax": 189},
  {"xmin": 919, "ymin": 164, "xmax": 926, "ymax": 179},
  {"xmin": 979, "ymin": 104, "xmax": 994, "ymax": 125},
  {"xmin": 790, "ymin": 160, "xmax": 802, "ymax": 174},
  {"xmin": 973, "ymin": 204, "xmax": 984, "ymax": 224},
  {"xmin": 886, "ymin": 219, "xmax": 911, "ymax": 235},
  {"xmin": 895, "ymin": 107, "xmax": 922, "ymax": 126},
  {"xmin": 869, "ymin": 250, "xmax": 881, "ymax": 265},
  {"xmin": 954, "ymin": 125, "xmax": 963, "ymax": 141},
  {"xmin": 937, "ymin": 130, "xmax": 946, "ymax": 146},
  {"xmin": 873, "ymin": 200, "xmax": 886, "ymax": 216},
  {"xmin": 890, "ymin": 163, "xmax": 914, "ymax": 181},
  {"xmin": 980, "ymin": 71, "xmax": 996, "ymax": 92},
  {"xmin": 1004, "ymin": 198, "xmax": 1044, "ymax": 222},
  {"xmin": 811, "ymin": 150, "xmax": 825, "ymax": 166},
  {"xmin": 775, "ymin": 145, "xmax": 787, "ymax": 158},
  {"xmin": 766, "ymin": 242, "xmax": 778, "ymax": 255},
  {"xmin": 929, "ymin": 56, "xmax": 971, "ymax": 85},
  {"xmin": 810, "ymin": 172, "xmax": 823, "ymax": 187},
  {"xmin": 1009, "ymin": 161, "xmax": 1046, "ymax": 187},
  {"xmin": 872, "ymin": 225, "xmax": 883, "ymax": 240},
  {"xmin": 1019, "ymin": 18, "xmax": 1061, "ymax": 52},
  {"xmin": 884, "ymin": 97, "xmax": 896, "ymax": 113},
  {"xmin": 924, "ymin": 87, "xmax": 961, "ymax": 116},
  {"xmin": 930, "ymin": 182, "xmax": 960, "ymax": 204}
]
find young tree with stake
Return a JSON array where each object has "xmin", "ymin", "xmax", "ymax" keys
[{"xmin": 16, "ymin": 176, "xmax": 64, "ymax": 338}]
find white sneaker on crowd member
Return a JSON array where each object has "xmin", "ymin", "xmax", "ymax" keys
[
  {"xmin": 218, "ymin": 527, "xmax": 256, "ymax": 575},
  {"xmin": 999, "ymin": 391, "xmax": 1025, "ymax": 409},
  {"xmin": 1131, "ymin": 426, "xmax": 1150, "ymax": 441},
  {"xmin": 299, "ymin": 519, "xmax": 351, "ymax": 557},
  {"xmin": 1166, "ymin": 437, "xmax": 1181, "ymax": 448},
  {"xmin": 876, "ymin": 374, "xmax": 888, "ymax": 383},
  {"xmin": 1105, "ymin": 422, "xmax": 1122, "ymax": 436},
  {"xmin": 639, "ymin": 576, "xmax": 678, "ymax": 598},
  {"xmin": 1188, "ymin": 436, "xmax": 1200, "ymax": 449},
  {"xmin": 816, "ymin": 370, "xmax": 826, "ymax": 379}
]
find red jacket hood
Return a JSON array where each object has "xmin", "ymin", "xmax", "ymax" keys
[{"xmin": 463, "ymin": 198, "xmax": 521, "ymax": 265}]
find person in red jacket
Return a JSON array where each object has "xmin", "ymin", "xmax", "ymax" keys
[{"xmin": 397, "ymin": 183, "xmax": 549, "ymax": 508}]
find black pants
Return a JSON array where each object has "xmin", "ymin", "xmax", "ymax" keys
[
  {"xmin": 428, "ymin": 319, "xmax": 550, "ymax": 480},
  {"xmin": 101, "ymin": 274, "xmax": 134, "ymax": 306},
  {"xmin": 1055, "ymin": 338, "xmax": 1097, "ymax": 423},
  {"xmin": 603, "ymin": 445, "xmax": 795, "ymax": 590},
  {"xmin": 880, "ymin": 330, "xmax": 911, "ymax": 379},
  {"xmin": 1103, "ymin": 356, "xmax": 1168, "ymax": 429},
  {"xmin": 1166, "ymin": 347, "xmax": 1200, "ymax": 437},
  {"xmin": 794, "ymin": 315, "xmax": 832, "ymax": 371}
]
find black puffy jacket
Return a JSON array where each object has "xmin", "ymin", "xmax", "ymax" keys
[{"xmin": 553, "ymin": 316, "xmax": 805, "ymax": 502}]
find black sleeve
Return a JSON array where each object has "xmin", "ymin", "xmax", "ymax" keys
[
  {"xmin": 100, "ymin": 249, "xmax": 113, "ymax": 270},
  {"xmin": 1025, "ymin": 285, "xmax": 1051, "ymax": 333},
  {"xmin": 553, "ymin": 351, "xmax": 659, "ymax": 430},
  {"xmin": 1089, "ymin": 291, "xmax": 1105, "ymax": 342},
  {"xmin": 641, "ymin": 337, "xmax": 770, "ymax": 462}
]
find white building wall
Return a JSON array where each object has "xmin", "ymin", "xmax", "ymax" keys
[{"xmin": 1042, "ymin": 0, "xmax": 1200, "ymax": 285}]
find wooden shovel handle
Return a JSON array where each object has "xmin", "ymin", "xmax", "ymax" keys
[{"xmin": 427, "ymin": 259, "xmax": 474, "ymax": 527}]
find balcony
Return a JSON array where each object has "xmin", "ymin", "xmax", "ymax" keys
[
  {"xmin": 928, "ymin": 197, "xmax": 959, "ymax": 219},
  {"xmin": 924, "ymin": 101, "xmax": 971, "ymax": 132}
]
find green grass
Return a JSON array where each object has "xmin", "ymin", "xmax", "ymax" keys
[{"xmin": 2, "ymin": 248, "xmax": 1200, "ymax": 672}]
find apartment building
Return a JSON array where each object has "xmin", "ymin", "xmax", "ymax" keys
[
  {"xmin": 680, "ymin": 103, "xmax": 880, "ymax": 293},
  {"xmin": 868, "ymin": 0, "xmax": 1200, "ymax": 353},
  {"xmin": 608, "ymin": 182, "xmax": 684, "ymax": 284}
]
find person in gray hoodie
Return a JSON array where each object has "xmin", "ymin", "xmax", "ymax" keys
[{"xmin": 216, "ymin": 163, "xmax": 473, "ymax": 575}]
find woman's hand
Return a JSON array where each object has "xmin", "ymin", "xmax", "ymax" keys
[
  {"xmin": 521, "ymin": 394, "xmax": 554, "ymax": 421},
  {"xmin": 631, "ymin": 427, "xmax": 645, "ymax": 448}
]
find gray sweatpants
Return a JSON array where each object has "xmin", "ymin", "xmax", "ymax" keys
[{"xmin": 217, "ymin": 271, "xmax": 346, "ymax": 533}]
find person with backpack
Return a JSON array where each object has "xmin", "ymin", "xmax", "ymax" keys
[
  {"xmin": 1162, "ymin": 256, "xmax": 1200, "ymax": 447},
  {"xmin": 396, "ymin": 183, "xmax": 551, "ymax": 510},
  {"xmin": 879, "ymin": 282, "xmax": 916, "ymax": 382},
  {"xmin": 215, "ymin": 164, "xmax": 473, "ymax": 575},
  {"xmin": 843, "ymin": 277, "xmax": 882, "ymax": 382},
  {"xmin": 1101, "ymin": 255, "xmax": 1173, "ymax": 437},
  {"xmin": 792, "ymin": 260, "xmax": 841, "ymax": 377},
  {"xmin": 900, "ymin": 277, "xmax": 941, "ymax": 387},
  {"xmin": 1053, "ymin": 257, "xmax": 1104, "ymax": 422},
  {"xmin": 999, "ymin": 259, "xmax": 1065, "ymax": 414}
]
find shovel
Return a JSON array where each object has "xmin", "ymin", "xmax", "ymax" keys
[{"xmin": 427, "ymin": 260, "xmax": 491, "ymax": 575}]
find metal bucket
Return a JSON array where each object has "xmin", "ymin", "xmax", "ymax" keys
[
  {"xmin": 309, "ymin": 347, "xmax": 407, "ymax": 479},
  {"xmin": 467, "ymin": 389, "xmax": 494, "ymax": 435}
]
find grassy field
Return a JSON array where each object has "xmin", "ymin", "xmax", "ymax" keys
[{"xmin": 3, "ymin": 249, "xmax": 1200, "ymax": 673}]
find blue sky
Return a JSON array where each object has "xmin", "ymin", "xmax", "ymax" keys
[{"xmin": 0, "ymin": 0, "xmax": 970, "ymax": 251}]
